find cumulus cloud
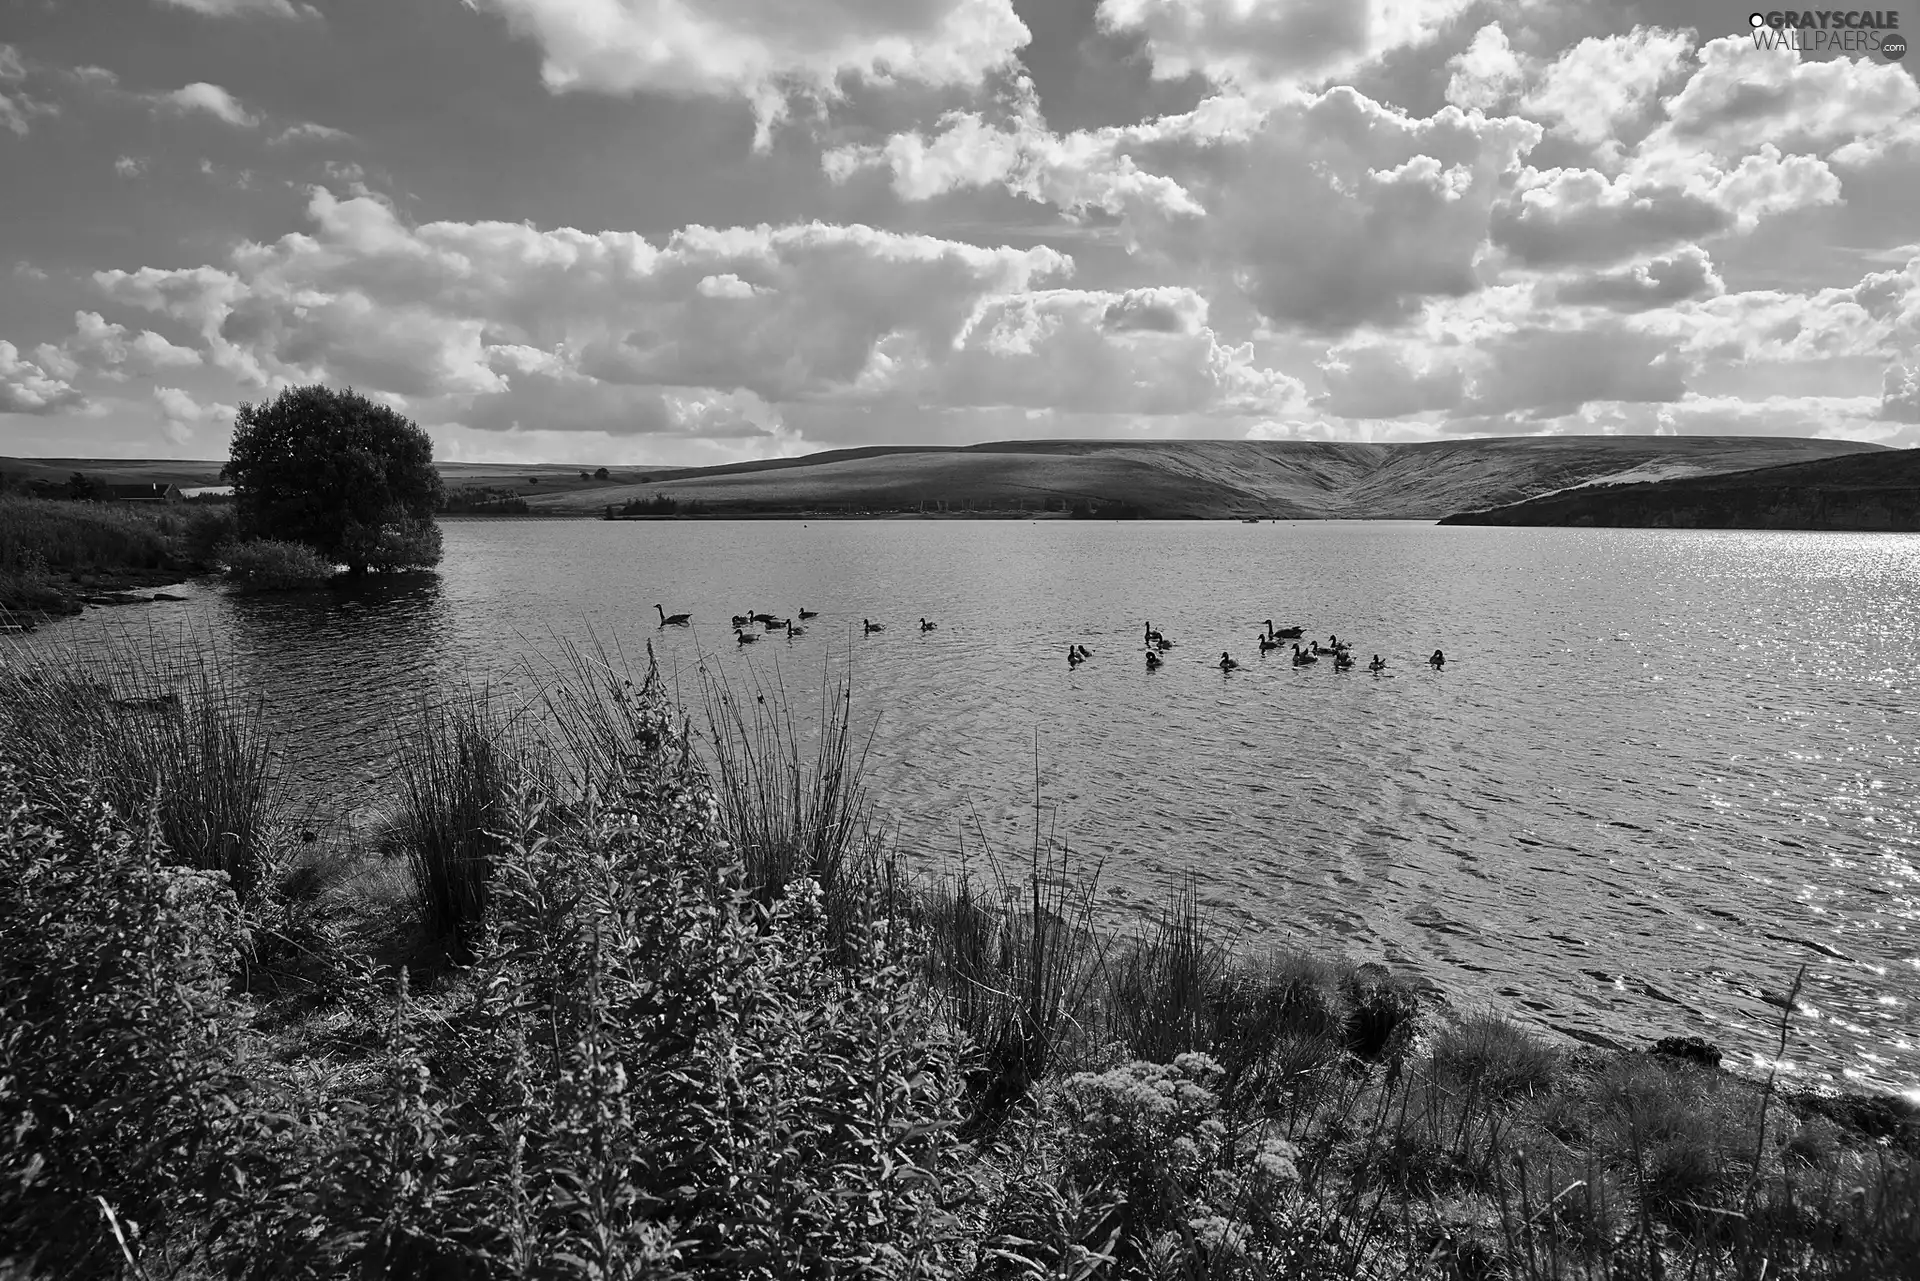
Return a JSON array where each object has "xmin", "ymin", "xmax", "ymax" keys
[
  {"xmin": 1881, "ymin": 366, "xmax": 1920, "ymax": 423},
  {"xmin": 468, "ymin": 0, "xmax": 1030, "ymax": 147},
  {"xmin": 41, "ymin": 310, "xmax": 204, "ymax": 380},
  {"xmin": 1490, "ymin": 147, "xmax": 1840, "ymax": 268},
  {"xmin": 152, "ymin": 385, "xmax": 237, "ymax": 444},
  {"xmin": 156, "ymin": 82, "xmax": 259, "ymax": 127},
  {"xmin": 1549, "ymin": 245, "xmax": 1724, "ymax": 312},
  {"xmin": 830, "ymin": 86, "xmax": 1542, "ymax": 333},
  {"xmin": 0, "ymin": 340, "xmax": 87, "ymax": 415},
  {"xmin": 85, "ymin": 188, "xmax": 1296, "ymax": 441},
  {"xmin": 1096, "ymin": 0, "xmax": 1478, "ymax": 91}
]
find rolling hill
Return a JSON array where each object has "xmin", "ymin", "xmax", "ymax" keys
[
  {"xmin": 536, "ymin": 436, "xmax": 1886, "ymax": 520},
  {"xmin": 1437, "ymin": 446, "xmax": 1920, "ymax": 531},
  {"xmin": 4, "ymin": 436, "xmax": 1887, "ymax": 520}
]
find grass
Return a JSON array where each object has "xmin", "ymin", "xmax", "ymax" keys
[
  {"xmin": 0, "ymin": 494, "xmax": 236, "ymax": 619},
  {"xmin": 1, "ymin": 639, "xmax": 1916, "ymax": 1279}
]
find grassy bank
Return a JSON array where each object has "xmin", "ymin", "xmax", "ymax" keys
[
  {"xmin": 0, "ymin": 640, "xmax": 1915, "ymax": 1279},
  {"xmin": 0, "ymin": 494, "xmax": 231, "ymax": 620}
]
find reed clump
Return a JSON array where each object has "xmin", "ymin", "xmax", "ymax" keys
[{"xmin": 0, "ymin": 640, "xmax": 1915, "ymax": 1280}]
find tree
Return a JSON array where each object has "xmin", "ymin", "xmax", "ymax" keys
[
  {"xmin": 594, "ymin": 466, "xmax": 609, "ymax": 480},
  {"xmin": 65, "ymin": 472, "xmax": 98, "ymax": 501},
  {"xmin": 225, "ymin": 385, "xmax": 444, "ymax": 575}
]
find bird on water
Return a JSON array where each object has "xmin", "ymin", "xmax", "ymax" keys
[
  {"xmin": 656, "ymin": 604, "xmax": 691, "ymax": 627},
  {"xmin": 864, "ymin": 619, "xmax": 886, "ymax": 634}
]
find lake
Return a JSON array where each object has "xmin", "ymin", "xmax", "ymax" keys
[{"xmin": 17, "ymin": 517, "xmax": 1920, "ymax": 1096}]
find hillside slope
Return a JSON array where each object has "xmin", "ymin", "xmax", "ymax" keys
[
  {"xmin": 539, "ymin": 436, "xmax": 1884, "ymax": 519},
  {"xmin": 1438, "ymin": 447, "xmax": 1920, "ymax": 530}
]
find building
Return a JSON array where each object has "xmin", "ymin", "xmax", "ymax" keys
[{"xmin": 99, "ymin": 483, "xmax": 184, "ymax": 504}]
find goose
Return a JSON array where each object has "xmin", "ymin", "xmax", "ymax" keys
[
  {"xmin": 1145, "ymin": 650, "xmax": 1164, "ymax": 671},
  {"xmin": 1291, "ymin": 644, "xmax": 1318, "ymax": 667},
  {"xmin": 1072, "ymin": 644, "xmax": 1093, "ymax": 660},
  {"xmin": 920, "ymin": 618, "xmax": 938, "ymax": 632},
  {"xmin": 798, "ymin": 607, "xmax": 819, "ymax": 620},
  {"xmin": 1368, "ymin": 655, "xmax": 1386, "ymax": 673},
  {"xmin": 1258, "ymin": 633, "xmax": 1280, "ymax": 653},
  {"xmin": 1144, "ymin": 621, "xmax": 1165, "ymax": 645},
  {"xmin": 1068, "ymin": 645, "xmax": 1084, "ymax": 667},
  {"xmin": 785, "ymin": 620, "xmax": 805, "ymax": 638},
  {"xmin": 763, "ymin": 616, "xmax": 788, "ymax": 630},
  {"xmin": 1333, "ymin": 651, "xmax": 1355, "ymax": 671},
  {"xmin": 1429, "ymin": 649, "xmax": 1446, "ymax": 670},
  {"xmin": 731, "ymin": 613, "xmax": 752, "ymax": 628},
  {"xmin": 1218, "ymin": 651, "xmax": 1239, "ymax": 672},
  {"xmin": 752, "ymin": 612, "xmax": 779, "ymax": 627},
  {"xmin": 1265, "ymin": 621, "xmax": 1304, "ymax": 640},
  {"xmin": 656, "ymin": 604, "xmax": 691, "ymax": 627},
  {"xmin": 864, "ymin": 619, "xmax": 885, "ymax": 634},
  {"xmin": 735, "ymin": 628, "xmax": 760, "ymax": 644},
  {"xmin": 1154, "ymin": 636, "xmax": 1174, "ymax": 652}
]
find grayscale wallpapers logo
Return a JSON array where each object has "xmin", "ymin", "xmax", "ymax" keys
[{"xmin": 1747, "ymin": 11, "xmax": 1907, "ymax": 58}]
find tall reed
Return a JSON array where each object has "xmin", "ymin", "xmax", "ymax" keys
[
  {"xmin": 0, "ymin": 634, "xmax": 278, "ymax": 901},
  {"xmin": 389, "ymin": 689, "xmax": 527, "ymax": 961}
]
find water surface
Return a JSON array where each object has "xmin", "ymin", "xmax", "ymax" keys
[{"xmin": 21, "ymin": 518, "xmax": 1920, "ymax": 1094}]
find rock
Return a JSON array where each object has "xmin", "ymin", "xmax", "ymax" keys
[
  {"xmin": 150, "ymin": 592, "xmax": 188, "ymax": 602},
  {"xmin": 82, "ymin": 592, "xmax": 153, "ymax": 607},
  {"xmin": 1651, "ymin": 1035, "xmax": 1723, "ymax": 1069}
]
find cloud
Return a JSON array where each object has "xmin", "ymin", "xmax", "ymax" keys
[
  {"xmin": 114, "ymin": 155, "xmax": 147, "ymax": 178},
  {"xmin": 0, "ymin": 44, "xmax": 59, "ymax": 136},
  {"xmin": 1490, "ymin": 147, "xmax": 1840, "ymax": 268},
  {"xmin": 152, "ymin": 385, "xmax": 236, "ymax": 444},
  {"xmin": 0, "ymin": 340, "xmax": 87, "ymax": 415},
  {"xmin": 152, "ymin": 0, "xmax": 319, "ymax": 19},
  {"xmin": 1095, "ymin": 0, "xmax": 1478, "ymax": 91},
  {"xmin": 1520, "ymin": 26, "xmax": 1693, "ymax": 150},
  {"xmin": 1549, "ymin": 245, "xmax": 1724, "ymax": 311},
  {"xmin": 1444, "ymin": 23, "xmax": 1526, "ymax": 111},
  {"xmin": 467, "ymin": 0, "xmax": 1030, "ymax": 147},
  {"xmin": 830, "ymin": 85, "xmax": 1543, "ymax": 333},
  {"xmin": 271, "ymin": 121, "xmax": 353, "ymax": 145},
  {"xmin": 156, "ymin": 82, "xmax": 259, "ymax": 127},
  {"xmin": 43, "ymin": 310, "xmax": 204, "ymax": 380},
  {"xmin": 1882, "ymin": 365, "xmax": 1920, "ymax": 423}
]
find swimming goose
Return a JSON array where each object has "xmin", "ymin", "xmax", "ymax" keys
[
  {"xmin": 656, "ymin": 604, "xmax": 691, "ymax": 627},
  {"xmin": 864, "ymin": 619, "xmax": 885, "ymax": 634},
  {"xmin": 1068, "ymin": 645, "xmax": 1084, "ymax": 667},
  {"xmin": 798, "ymin": 607, "xmax": 819, "ymax": 620},
  {"xmin": 1368, "ymin": 654, "xmax": 1386, "ymax": 673},
  {"xmin": 752, "ymin": 612, "xmax": 779, "ymax": 627},
  {"xmin": 1145, "ymin": 650, "xmax": 1163, "ymax": 671},
  {"xmin": 1218, "ymin": 651, "xmax": 1239, "ymax": 672},
  {"xmin": 1144, "ymin": 621, "xmax": 1165, "ymax": 645},
  {"xmin": 1258, "ymin": 633, "xmax": 1280, "ymax": 652},
  {"xmin": 786, "ymin": 620, "xmax": 805, "ymax": 638},
  {"xmin": 731, "ymin": 613, "xmax": 752, "ymax": 628},
  {"xmin": 1291, "ymin": 644, "xmax": 1317, "ymax": 666},
  {"xmin": 920, "ymin": 618, "xmax": 937, "ymax": 632},
  {"xmin": 1265, "ymin": 621, "xmax": 1304, "ymax": 640},
  {"xmin": 1333, "ymin": 650, "xmax": 1355, "ymax": 670},
  {"xmin": 735, "ymin": 628, "xmax": 760, "ymax": 644},
  {"xmin": 1429, "ymin": 649, "xmax": 1446, "ymax": 670}
]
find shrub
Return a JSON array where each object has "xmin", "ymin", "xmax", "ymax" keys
[
  {"xmin": 0, "ymin": 493, "xmax": 176, "ymax": 574},
  {"xmin": 0, "ymin": 768, "xmax": 249, "ymax": 1277},
  {"xmin": 180, "ymin": 503, "xmax": 237, "ymax": 566},
  {"xmin": 223, "ymin": 537, "xmax": 335, "ymax": 590},
  {"xmin": 346, "ymin": 515, "xmax": 443, "ymax": 572},
  {"xmin": 1428, "ymin": 1013, "xmax": 1561, "ymax": 1101},
  {"xmin": 229, "ymin": 663, "xmax": 968, "ymax": 1280}
]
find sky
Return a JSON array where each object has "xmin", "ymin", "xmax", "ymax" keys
[{"xmin": 2, "ymin": 0, "xmax": 1918, "ymax": 465}]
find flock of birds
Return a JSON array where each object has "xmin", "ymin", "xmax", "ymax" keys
[{"xmin": 656, "ymin": 604, "xmax": 1448, "ymax": 673}]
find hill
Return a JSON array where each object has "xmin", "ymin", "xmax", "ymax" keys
[
  {"xmin": 5, "ymin": 436, "xmax": 1886, "ymax": 521},
  {"xmin": 1437, "ymin": 447, "xmax": 1920, "ymax": 530},
  {"xmin": 543, "ymin": 436, "xmax": 1884, "ymax": 519}
]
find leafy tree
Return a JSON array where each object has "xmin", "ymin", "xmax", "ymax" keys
[
  {"xmin": 593, "ymin": 466, "xmax": 609, "ymax": 480},
  {"xmin": 65, "ymin": 472, "xmax": 98, "ymax": 501},
  {"xmin": 224, "ymin": 385, "xmax": 444, "ymax": 575}
]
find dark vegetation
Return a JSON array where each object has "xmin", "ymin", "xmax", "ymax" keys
[
  {"xmin": 225, "ymin": 384, "xmax": 444, "ymax": 574},
  {"xmin": 1, "ymin": 635, "xmax": 1914, "ymax": 1279},
  {"xmin": 0, "ymin": 493, "xmax": 232, "ymax": 618},
  {"xmin": 610, "ymin": 494, "xmax": 710, "ymax": 517},
  {"xmin": 440, "ymin": 485, "xmax": 532, "ymax": 515},
  {"xmin": 1440, "ymin": 448, "xmax": 1920, "ymax": 530}
]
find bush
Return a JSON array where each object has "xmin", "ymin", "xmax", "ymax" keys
[
  {"xmin": 0, "ymin": 768, "xmax": 249, "ymax": 1277},
  {"xmin": 352, "ymin": 516, "xmax": 443, "ymax": 572},
  {"xmin": 0, "ymin": 494, "xmax": 176, "ymax": 574},
  {"xmin": 231, "ymin": 663, "xmax": 967, "ymax": 1279},
  {"xmin": 223, "ymin": 538, "xmax": 335, "ymax": 590},
  {"xmin": 180, "ymin": 503, "xmax": 237, "ymax": 567}
]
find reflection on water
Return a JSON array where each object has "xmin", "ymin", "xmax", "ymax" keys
[{"xmin": 15, "ymin": 518, "xmax": 1920, "ymax": 1095}]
